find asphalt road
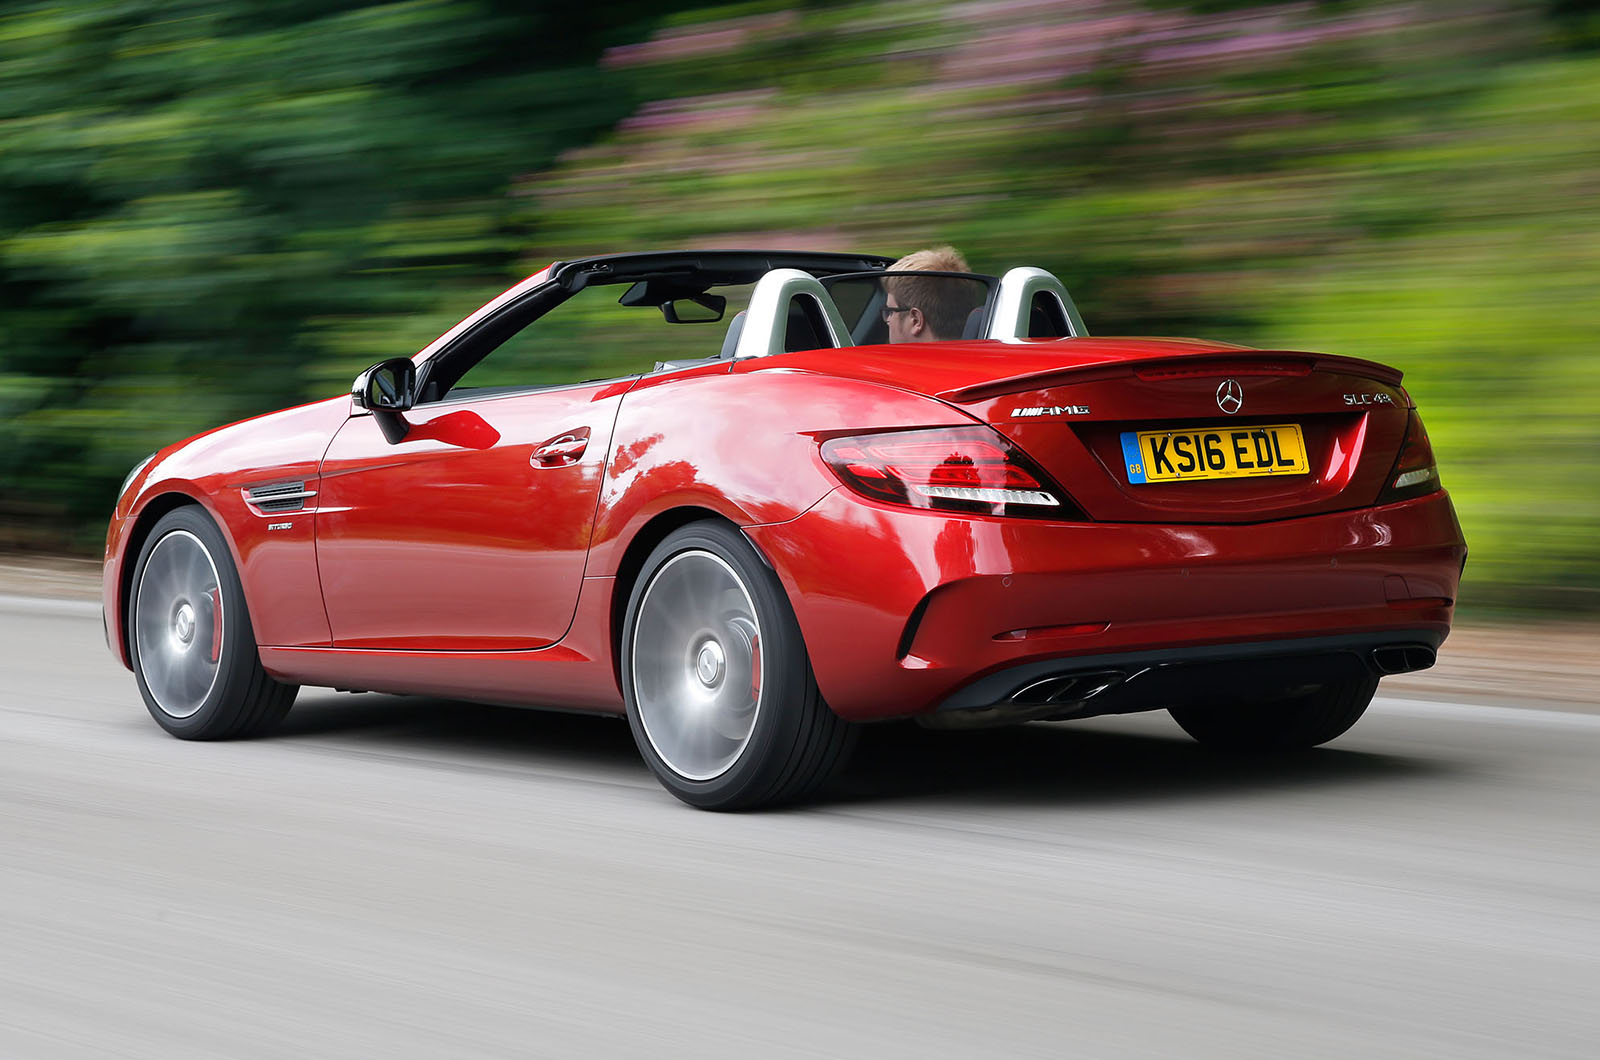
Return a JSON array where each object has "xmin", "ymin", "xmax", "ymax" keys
[{"xmin": 3, "ymin": 597, "xmax": 1597, "ymax": 1059}]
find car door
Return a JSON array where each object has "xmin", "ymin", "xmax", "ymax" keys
[{"xmin": 315, "ymin": 380, "xmax": 626, "ymax": 651}]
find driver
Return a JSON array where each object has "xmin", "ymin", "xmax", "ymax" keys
[{"xmin": 883, "ymin": 245, "xmax": 976, "ymax": 343}]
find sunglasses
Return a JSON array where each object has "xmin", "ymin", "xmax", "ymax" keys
[{"xmin": 881, "ymin": 304, "xmax": 916, "ymax": 323}]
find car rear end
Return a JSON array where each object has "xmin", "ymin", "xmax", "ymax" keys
[{"xmin": 744, "ymin": 341, "xmax": 1465, "ymax": 728}]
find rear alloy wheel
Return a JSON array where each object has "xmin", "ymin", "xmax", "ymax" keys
[
  {"xmin": 1168, "ymin": 672, "xmax": 1378, "ymax": 752},
  {"xmin": 622, "ymin": 521, "xmax": 856, "ymax": 810},
  {"xmin": 129, "ymin": 507, "xmax": 297, "ymax": 739}
]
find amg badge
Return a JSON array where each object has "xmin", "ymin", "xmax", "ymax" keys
[{"xmin": 1011, "ymin": 405, "xmax": 1090, "ymax": 418}]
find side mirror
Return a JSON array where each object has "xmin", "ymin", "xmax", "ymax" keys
[
  {"xmin": 353, "ymin": 358, "xmax": 416, "ymax": 412},
  {"xmin": 351, "ymin": 358, "xmax": 416, "ymax": 444},
  {"xmin": 661, "ymin": 294, "xmax": 726, "ymax": 324}
]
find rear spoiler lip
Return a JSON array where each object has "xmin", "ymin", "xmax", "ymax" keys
[{"xmin": 939, "ymin": 350, "xmax": 1404, "ymax": 403}]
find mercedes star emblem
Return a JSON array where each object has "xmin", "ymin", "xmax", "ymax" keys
[{"xmin": 1216, "ymin": 378, "xmax": 1243, "ymax": 415}]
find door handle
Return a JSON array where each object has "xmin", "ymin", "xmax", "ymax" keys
[{"xmin": 531, "ymin": 429, "xmax": 589, "ymax": 467}]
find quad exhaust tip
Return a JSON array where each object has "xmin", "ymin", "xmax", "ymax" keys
[
  {"xmin": 1010, "ymin": 669, "xmax": 1129, "ymax": 706},
  {"xmin": 1370, "ymin": 644, "xmax": 1437, "ymax": 676},
  {"xmin": 921, "ymin": 669, "xmax": 1131, "ymax": 730}
]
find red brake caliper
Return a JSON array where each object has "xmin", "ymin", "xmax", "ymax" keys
[
  {"xmin": 749, "ymin": 634, "xmax": 761, "ymax": 701},
  {"xmin": 208, "ymin": 587, "xmax": 223, "ymax": 663}
]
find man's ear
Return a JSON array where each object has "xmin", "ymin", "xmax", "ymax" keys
[{"xmin": 908, "ymin": 307, "xmax": 926, "ymax": 337}]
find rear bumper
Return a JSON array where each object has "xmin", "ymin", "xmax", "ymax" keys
[
  {"xmin": 745, "ymin": 489, "xmax": 1465, "ymax": 721},
  {"xmin": 931, "ymin": 629, "xmax": 1439, "ymax": 727}
]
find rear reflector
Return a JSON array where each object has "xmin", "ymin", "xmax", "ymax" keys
[
  {"xmin": 1386, "ymin": 596, "xmax": 1452, "ymax": 611},
  {"xmin": 821, "ymin": 426, "xmax": 1084, "ymax": 519},
  {"xmin": 994, "ymin": 622, "xmax": 1108, "ymax": 641}
]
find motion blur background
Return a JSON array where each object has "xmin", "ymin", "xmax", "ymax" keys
[{"xmin": 1, "ymin": 0, "xmax": 1596, "ymax": 615}]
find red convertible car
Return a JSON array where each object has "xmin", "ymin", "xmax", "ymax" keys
[{"xmin": 104, "ymin": 250, "xmax": 1466, "ymax": 809}]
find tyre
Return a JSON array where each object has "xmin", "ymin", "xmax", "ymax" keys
[
  {"xmin": 1168, "ymin": 672, "xmax": 1378, "ymax": 752},
  {"xmin": 128, "ymin": 506, "xmax": 297, "ymax": 739},
  {"xmin": 621, "ymin": 521, "xmax": 856, "ymax": 810}
]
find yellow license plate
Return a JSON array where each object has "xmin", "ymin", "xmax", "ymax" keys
[{"xmin": 1120, "ymin": 424, "xmax": 1308, "ymax": 483}]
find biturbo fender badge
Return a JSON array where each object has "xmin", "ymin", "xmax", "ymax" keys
[
  {"xmin": 1216, "ymin": 379, "xmax": 1243, "ymax": 415},
  {"xmin": 1010, "ymin": 404, "xmax": 1090, "ymax": 418}
]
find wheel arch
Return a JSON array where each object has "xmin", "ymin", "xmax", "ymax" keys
[
  {"xmin": 114, "ymin": 490, "xmax": 218, "ymax": 664},
  {"xmin": 609, "ymin": 510, "xmax": 856, "ymax": 807}
]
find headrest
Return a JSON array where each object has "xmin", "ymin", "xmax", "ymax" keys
[{"xmin": 719, "ymin": 311, "xmax": 747, "ymax": 360}]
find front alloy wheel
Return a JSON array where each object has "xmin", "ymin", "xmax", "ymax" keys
[
  {"xmin": 134, "ymin": 528, "xmax": 224, "ymax": 718},
  {"xmin": 129, "ymin": 507, "xmax": 297, "ymax": 739}
]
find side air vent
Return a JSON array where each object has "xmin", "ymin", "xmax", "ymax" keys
[{"xmin": 245, "ymin": 481, "xmax": 316, "ymax": 514}]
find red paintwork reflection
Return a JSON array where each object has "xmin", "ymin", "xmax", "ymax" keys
[
  {"xmin": 316, "ymin": 384, "xmax": 623, "ymax": 651},
  {"xmin": 258, "ymin": 570, "xmax": 624, "ymax": 709},
  {"xmin": 406, "ymin": 409, "xmax": 501, "ymax": 450},
  {"xmin": 584, "ymin": 365, "xmax": 974, "ymax": 575}
]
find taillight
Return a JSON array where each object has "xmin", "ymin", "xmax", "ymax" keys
[
  {"xmin": 820, "ymin": 426, "xmax": 1084, "ymax": 519},
  {"xmin": 1379, "ymin": 410, "xmax": 1442, "ymax": 503}
]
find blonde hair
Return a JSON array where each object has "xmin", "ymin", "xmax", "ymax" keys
[
  {"xmin": 889, "ymin": 246, "xmax": 971, "ymax": 274},
  {"xmin": 885, "ymin": 246, "xmax": 976, "ymax": 340}
]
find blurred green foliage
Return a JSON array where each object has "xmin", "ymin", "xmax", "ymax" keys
[
  {"xmin": 2, "ymin": 0, "xmax": 1596, "ymax": 614},
  {"xmin": 0, "ymin": 0, "xmax": 694, "ymax": 544}
]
